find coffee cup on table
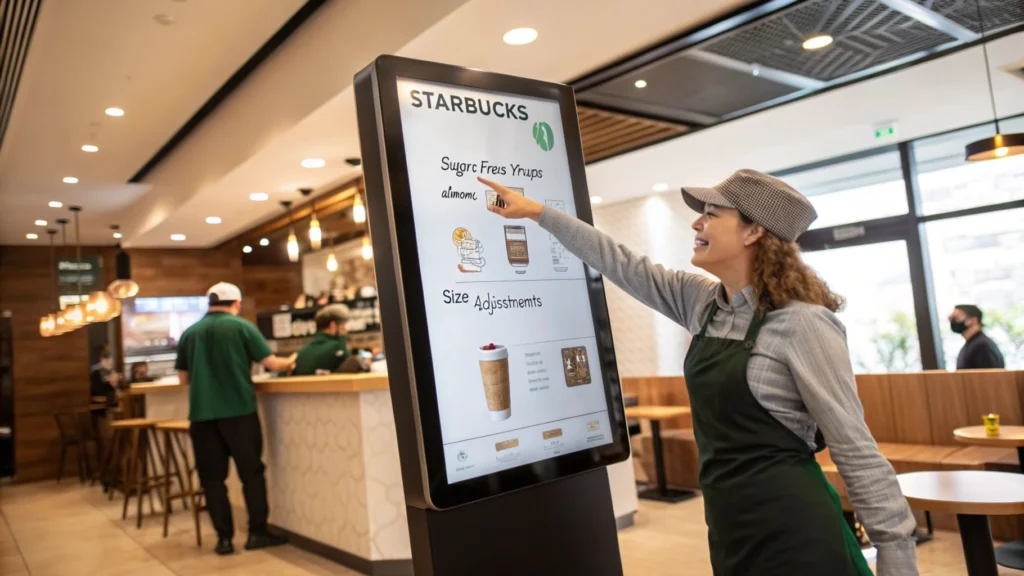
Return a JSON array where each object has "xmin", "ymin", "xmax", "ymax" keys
[{"xmin": 479, "ymin": 343, "xmax": 511, "ymax": 421}]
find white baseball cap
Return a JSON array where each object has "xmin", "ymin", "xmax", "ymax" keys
[{"xmin": 207, "ymin": 282, "xmax": 242, "ymax": 304}]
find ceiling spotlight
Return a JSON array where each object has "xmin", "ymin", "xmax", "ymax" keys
[
  {"xmin": 205, "ymin": 216, "xmax": 222, "ymax": 224},
  {"xmin": 26, "ymin": 233, "xmax": 38, "ymax": 240},
  {"xmin": 105, "ymin": 107, "xmax": 125, "ymax": 117},
  {"xmin": 634, "ymin": 79, "xmax": 647, "ymax": 89},
  {"xmin": 259, "ymin": 238, "xmax": 270, "ymax": 247},
  {"xmin": 591, "ymin": 196, "xmax": 603, "ymax": 204},
  {"xmin": 63, "ymin": 177, "xmax": 78, "ymax": 184},
  {"xmin": 802, "ymin": 34, "xmax": 833, "ymax": 51},
  {"xmin": 49, "ymin": 201, "xmax": 63, "ymax": 208},
  {"xmin": 249, "ymin": 192, "xmax": 269, "ymax": 202},
  {"xmin": 752, "ymin": 67, "xmax": 761, "ymax": 77},
  {"xmin": 113, "ymin": 232, "xmax": 123, "ymax": 239},
  {"xmin": 345, "ymin": 157, "xmax": 362, "ymax": 167},
  {"xmin": 301, "ymin": 158, "xmax": 326, "ymax": 169},
  {"xmin": 502, "ymin": 27, "xmax": 538, "ymax": 46},
  {"xmin": 243, "ymin": 245, "xmax": 253, "ymax": 254},
  {"xmin": 170, "ymin": 234, "xmax": 186, "ymax": 242},
  {"xmin": 81, "ymin": 144, "xmax": 99, "ymax": 153},
  {"xmin": 652, "ymin": 183, "xmax": 668, "ymax": 192},
  {"xmin": 34, "ymin": 220, "xmax": 47, "ymax": 226}
]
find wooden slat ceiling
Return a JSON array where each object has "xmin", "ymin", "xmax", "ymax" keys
[{"xmin": 578, "ymin": 106, "xmax": 689, "ymax": 164}]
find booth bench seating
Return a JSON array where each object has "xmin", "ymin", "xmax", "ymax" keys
[{"xmin": 622, "ymin": 370, "xmax": 1024, "ymax": 541}]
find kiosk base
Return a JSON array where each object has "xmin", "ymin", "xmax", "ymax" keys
[{"xmin": 406, "ymin": 469, "xmax": 623, "ymax": 576}]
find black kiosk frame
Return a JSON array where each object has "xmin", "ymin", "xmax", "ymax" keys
[{"xmin": 355, "ymin": 56, "xmax": 629, "ymax": 576}]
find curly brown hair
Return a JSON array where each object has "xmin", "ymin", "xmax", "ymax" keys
[{"xmin": 748, "ymin": 228, "xmax": 844, "ymax": 315}]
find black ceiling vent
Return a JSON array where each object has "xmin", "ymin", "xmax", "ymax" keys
[
  {"xmin": 920, "ymin": 0, "xmax": 1024, "ymax": 34},
  {"xmin": 700, "ymin": 0, "xmax": 958, "ymax": 82},
  {"xmin": 0, "ymin": 0, "xmax": 43, "ymax": 150}
]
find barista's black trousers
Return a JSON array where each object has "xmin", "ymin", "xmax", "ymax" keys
[{"xmin": 190, "ymin": 412, "xmax": 269, "ymax": 539}]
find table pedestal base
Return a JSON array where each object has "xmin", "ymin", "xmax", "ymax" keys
[
  {"xmin": 995, "ymin": 540, "xmax": 1024, "ymax": 570},
  {"xmin": 957, "ymin": 514, "xmax": 997, "ymax": 576},
  {"xmin": 637, "ymin": 487, "xmax": 697, "ymax": 503}
]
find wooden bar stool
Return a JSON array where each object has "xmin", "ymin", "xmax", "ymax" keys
[
  {"xmin": 107, "ymin": 418, "xmax": 175, "ymax": 528},
  {"xmin": 156, "ymin": 421, "xmax": 207, "ymax": 546},
  {"xmin": 52, "ymin": 410, "xmax": 87, "ymax": 483}
]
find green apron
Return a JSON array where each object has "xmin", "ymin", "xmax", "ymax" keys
[{"xmin": 684, "ymin": 301, "xmax": 872, "ymax": 576}]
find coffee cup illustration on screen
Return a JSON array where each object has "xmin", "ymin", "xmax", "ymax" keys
[
  {"xmin": 486, "ymin": 186, "xmax": 524, "ymax": 209},
  {"xmin": 453, "ymin": 227, "xmax": 486, "ymax": 273},
  {"xmin": 479, "ymin": 343, "xmax": 511, "ymax": 421},
  {"xmin": 561, "ymin": 346, "xmax": 592, "ymax": 387},
  {"xmin": 504, "ymin": 225, "xmax": 529, "ymax": 273}
]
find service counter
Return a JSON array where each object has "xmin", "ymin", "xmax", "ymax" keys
[{"xmin": 134, "ymin": 373, "xmax": 638, "ymax": 574}]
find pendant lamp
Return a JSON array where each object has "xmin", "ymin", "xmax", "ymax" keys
[
  {"xmin": 361, "ymin": 236, "xmax": 373, "ymax": 260},
  {"xmin": 965, "ymin": 0, "xmax": 1024, "ymax": 161},
  {"xmin": 352, "ymin": 193, "xmax": 366, "ymax": 224},
  {"xmin": 300, "ymin": 188, "xmax": 322, "ymax": 251},
  {"xmin": 52, "ymin": 219, "xmax": 70, "ymax": 335},
  {"xmin": 108, "ymin": 225, "xmax": 139, "ymax": 299},
  {"xmin": 38, "ymin": 229, "xmax": 59, "ymax": 337},
  {"xmin": 282, "ymin": 200, "xmax": 300, "ymax": 263},
  {"xmin": 64, "ymin": 206, "xmax": 87, "ymax": 330}
]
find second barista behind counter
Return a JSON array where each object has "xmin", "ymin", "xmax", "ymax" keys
[{"xmin": 292, "ymin": 304, "xmax": 362, "ymax": 376}]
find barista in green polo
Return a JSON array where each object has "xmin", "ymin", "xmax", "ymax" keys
[
  {"xmin": 175, "ymin": 282, "xmax": 295, "ymax": 556},
  {"xmin": 293, "ymin": 304, "xmax": 352, "ymax": 376}
]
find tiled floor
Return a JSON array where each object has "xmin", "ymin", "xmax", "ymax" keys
[{"xmin": 2, "ymin": 480, "xmax": 1021, "ymax": 575}]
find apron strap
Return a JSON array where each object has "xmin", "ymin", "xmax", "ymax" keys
[
  {"xmin": 698, "ymin": 299, "xmax": 720, "ymax": 336},
  {"xmin": 743, "ymin": 310, "xmax": 766, "ymax": 348}
]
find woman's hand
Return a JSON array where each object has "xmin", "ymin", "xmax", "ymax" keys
[{"xmin": 478, "ymin": 177, "xmax": 544, "ymax": 221}]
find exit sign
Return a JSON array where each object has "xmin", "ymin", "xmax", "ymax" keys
[{"xmin": 873, "ymin": 122, "xmax": 898, "ymax": 141}]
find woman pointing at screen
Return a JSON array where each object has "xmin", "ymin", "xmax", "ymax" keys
[{"xmin": 478, "ymin": 170, "xmax": 918, "ymax": 576}]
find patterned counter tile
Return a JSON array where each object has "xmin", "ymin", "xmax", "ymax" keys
[{"xmin": 359, "ymin": 391, "xmax": 410, "ymax": 560}]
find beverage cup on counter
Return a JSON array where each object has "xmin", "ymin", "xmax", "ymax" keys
[
  {"xmin": 478, "ymin": 344, "xmax": 511, "ymax": 421},
  {"xmin": 983, "ymin": 413, "xmax": 1000, "ymax": 436}
]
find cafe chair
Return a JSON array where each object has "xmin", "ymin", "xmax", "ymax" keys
[{"xmin": 52, "ymin": 410, "xmax": 88, "ymax": 483}]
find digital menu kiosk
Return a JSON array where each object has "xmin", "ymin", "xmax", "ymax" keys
[{"xmin": 355, "ymin": 56, "xmax": 628, "ymax": 576}]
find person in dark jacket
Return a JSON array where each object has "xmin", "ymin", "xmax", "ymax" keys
[
  {"xmin": 293, "ymin": 304, "xmax": 351, "ymax": 376},
  {"xmin": 89, "ymin": 348, "xmax": 120, "ymax": 406},
  {"xmin": 949, "ymin": 304, "xmax": 1005, "ymax": 369}
]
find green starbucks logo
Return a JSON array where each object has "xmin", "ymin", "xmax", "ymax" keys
[{"xmin": 532, "ymin": 121, "xmax": 554, "ymax": 152}]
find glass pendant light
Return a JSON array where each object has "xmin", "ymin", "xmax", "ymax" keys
[
  {"xmin": 352, "ymin": 193, "xmax": 366, "ymax": 224},
  {"xmin": 965, "ymin": 0, "xmax": 1024, "ymax": 162},
  {"xmin": 108, "ymin": 225, "xmax": 140, "ymax": 299},
  {"xmin": 39, "ymin": 229, "xmax": 59, "ymax": 337},
  {"xmin": 282, "ymin": 200, "xmax": 300, "ymax": 263},
  {"xmin": 326, "ymin": 252, "xmax": 338, "ymax": 272},
  {"xmin": 65, "ymin": 206, "xmax": 87, "ymax": 330},
  {"xmin": 299, "ymin": 189, "xmax": 323, "ymax": 251},
  {"xmin": 361, "ymin": 236, "xmax": 373, "ymax": 260}
]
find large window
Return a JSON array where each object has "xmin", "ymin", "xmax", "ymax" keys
[
  {"xmin": 784, "ymin": 113, "xmax": 1024, "ymax": 372},
  {"xmin": 803, "ymin": 242, "xmax": 921, "ymax": 373}
]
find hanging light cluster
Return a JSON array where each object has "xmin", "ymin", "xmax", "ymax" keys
[{"xmin": 39, "ymin": 207, "xmax": 121, "ymax": 337}]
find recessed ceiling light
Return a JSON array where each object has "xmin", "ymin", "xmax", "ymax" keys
[
  {"xmin": 652, "ymin": 183, "xmax": 668, "ymax": 192},
  {"xmin": 113, "ymin": 232, "xmax": 123, "ymax": 239},
  {"xmin": 26, "ymin": 233, "xmax": 38, "ymax": 240},
  {"xmin": 634, "ymin": 79, "xmax": 647, "ymax": 89},
  {"xmin": 249, "ymin": 192, "xmax": 269, "ymax": 202},
  {"xmin": 242, "ymin": 245, "xmax": 253, "ymax": 254},
  {"xmin": 591, "ymin": 196, "xmax": 603, "ymax": 204},
  {"xmin": 170, "ymin": 234, "xmax": 186, "ymax": 242},
  {"xmin": 105, "ymin": 107, "xmax": 125, "ymax": 117},
  {"xmin": 301, "ymin": 158, "xmax": 326, "ymax": 169},
  {"xmin": 752, "ymin": 67, "xmax": 761, "ymax": 77},
  {"xmin": 802, "ymin": 34, "xmax": 833, "ymax": 51},
  {"xmin": 502, "ymin": 27, "xmax": 538, "ymax": 46},
  {"xmin": 34, "ymin": 220, "xmax": 47, "ymax": 226},
  {"xmin": 259, "ymin": 238, "xmax": 270, "ymax": 247},
  {"xmin": 205, "ymin": 216, "xmax": 222, "ymax": 225},
  {"xmin": 81, "ymin": 144, "xmax": 99, "ymax": 153},
  {"xmin": 63, "ymin": 177, "xmax": 78, "ymax": 184},
  {"xmin": 48, "ymin": 201, "xmax": 63, "ymax": 208}
]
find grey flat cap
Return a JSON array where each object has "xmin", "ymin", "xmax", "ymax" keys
[{"xmin": 681, "ymin": 169, "xmax": 817, "ymax": 242}]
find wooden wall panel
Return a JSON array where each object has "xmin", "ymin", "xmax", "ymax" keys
[
  {"xmin": 620, "ymin": 376, "xmax": 689, "ymax": 429},
  {"xmin": 886, "ymin": 373, "xmax": 933, "ymax": 444},
  {"xmin": 853, "ymin": 375, "xmax": 896, "ymax": 443},
  {"xmin": 922, "ymin": 371, "xmax": 972, "ymax": 446},
  {"xmin": 240, "ymin": 264, "xmax": 303, "ymax": 322},
  {"xmin": 960, "ymin": 369, "xmax": 1022, "ymax": 425}
]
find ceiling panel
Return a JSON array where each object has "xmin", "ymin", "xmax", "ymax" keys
[
  {"xmin": 919, "ymin": 0, "xmax": 1024, "ymax": 33},
  {"xmin": 577, "ymin": 106, "xmax": 689, "ymax": 163}
]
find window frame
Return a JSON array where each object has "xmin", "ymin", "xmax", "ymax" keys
[{"xmin": 779, "ymin": 113, "xmax": 1024, "ymax": 370}]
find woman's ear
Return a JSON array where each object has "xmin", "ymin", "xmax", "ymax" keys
[{"xmin": 743, "ymin": 224, "xmax": 766, "ymax": 247}]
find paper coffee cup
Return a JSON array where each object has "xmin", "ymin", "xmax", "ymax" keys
[{"xmin": 479, "ymin": 344, "xmax": 511, "ymax": 421}]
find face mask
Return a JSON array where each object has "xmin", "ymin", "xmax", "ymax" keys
[{"xmin": 950, "ymin": 319, "xmax": 967, "ymax": 334}]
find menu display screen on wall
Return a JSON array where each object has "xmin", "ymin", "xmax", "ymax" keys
[{"xmin": 396, "ymin": 78, "xmax": 614, "ymax": 484}]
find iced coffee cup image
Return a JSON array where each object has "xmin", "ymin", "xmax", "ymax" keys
[{"xmin": 478, "ymin": 343, "xmax": 511, "ymax": 421}]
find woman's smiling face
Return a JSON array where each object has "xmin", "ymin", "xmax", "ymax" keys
[{"xmin": 690, "ymin": 204, "xmax": 762, "ymax": 274}]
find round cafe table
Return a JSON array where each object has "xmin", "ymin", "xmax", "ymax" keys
[
  {"xmin": 955, "ymin": 425, "xmax": 1024, "ymax": 570},
  {"xmin": 898, "ymin": 471, "xmax": 1024, "ymax": 576},
  {"xmin": 624, "ymin": 406, "xmax": 694, "ymax": 503}
]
